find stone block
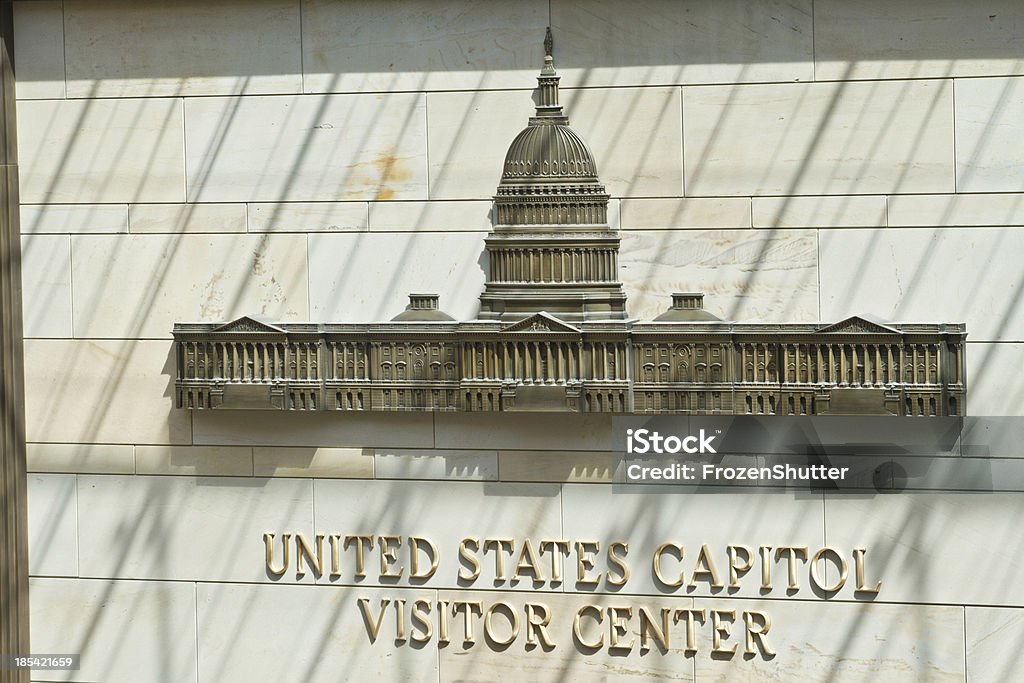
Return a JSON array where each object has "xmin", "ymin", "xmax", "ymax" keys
[
  {"xmin": 248, "ymin": 202, "xmax": 367, "ymax": 232},
  {"xmin": 819, "ymin": 229, "xmax": 1024, "ymax": 343},
  {"xmin": 684, "ymin": 80, "xmax": 954, "ymax": 196},
  {"xmin": 197, "ymin": 583, "xmax": 437, "ymax": 682},
  {"xmin": 20, "ymin": 204, "xmax": 128, "ymax": 234},
  {"xmin": 193, "ymin": 410, "xmax": 435, "ymax": 449},
  {"xmin": 619, "ymin": 229, "xmax": 818, "ymax": 322},
  {"xmin": 27, "ymin": 474, "xmax": 78, "ymax": 577},
  {"xmin": 619, "ymin": 198, "xmax": 751, "ymax": 230},
  {"xmin": 368, "ymin": 200, "xmax": 493, "ymax": 232},
  {"xmin": 823, "ymin": 492, "xmax": 1024, "ymax": 606},
  {"xmin": 302, "ymin": 0, "xmax": 548, "ymax": 93},
  {"xmin": 136, "ymin": 445, "xmax": 254, "ymax": 477},
  {"xmin": 498, "ymin": 451, "xmax": 620, "ymax": 483},
  {"xmin": 129, "ymin": 203, "xmax": 247, "ymax": 234},
  {"xmin": 308, "ymin": 232, "xmax": 487, "ymax": 322},
  {"xmin": 71, "ymin": 234, "xmax": 308, "ymax": 338},
  {"xmin": 967, "ymin": 344, "xmax": 1024, "ymax": 416},
  {"xmin": 30, "ymin": 577, "xmax": 197, "ymax": 682},
  {"xmin": 551, "ymin": 0, "xmax": 813, "ymax": 87},
  {"xmin": 252, "ymin": 447, "xmax": 373, "ymax": 478},
  {"xmin": 185, "ymin": 93, "xmax": 428, "ymax": 202},
  {"xmin": 888, "ymin": 193, "xmax": 1024, "ymax": 227},
  {"xmin": 815, "ymin": 0, "xmax": 1024, "ymax": 80},
  {"xmin": 955, "ymin": 77, "xmax": 1024, "ymax": 193},
  {"xmin": 63, "ymin": 0, "xmax": 302, "ymax": 97},
  {"xmin": 24, "ymin": 339, "xmax": 192, "ymax": 445},
  {"xmin": 966, "ymin": 607, "xmax": 1024, "ymax": 682},
  {"xmin": 12, "ymin": 1, "xmax": 65, "ymax": 100},
  {"xmin": 77, "ymin": 475, "xmax": 313, "ymax": 583},
  {"xmin": 374, "ymin": 448, "xmax": 498, "ymax": 481},
  {"xmin": 26, "ymin": 443, "xmax": 135, "ymax": 474},
  {"xmin": 753, "ymin": 195, "xmax": 886, "ymax": 228},
  {"xmin": 435, "ymin": 413, "xmax": 614, "ymax": 451},
  {"xmin": 18, "ymin": 98, "xmax": 186, "ymax": 203},
  {"xmin": 20, "ymin": 235, "xmax": 71, "ymax": 337}
]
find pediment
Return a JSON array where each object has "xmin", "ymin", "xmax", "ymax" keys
[
  {"xmin": 817, "ymin": 315, "xmax": 899, "ymax": 335},
  {"xmin": 213, "ymin": 316, "xmax": 287, "ymax": 334},
  {"xmin": 501, "ymin": 312, "xmax": 580, "ymax": 334}
]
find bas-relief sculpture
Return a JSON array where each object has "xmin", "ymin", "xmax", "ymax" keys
[{"xmin": 174, "ymin": 32, "xmax": 966, "ymax": 418}]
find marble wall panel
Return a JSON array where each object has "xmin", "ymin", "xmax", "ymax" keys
[
  {"xmin": 434, "ymin": 413, "xmax": 613, "ymax": 451},
  {"xmin": 824, "ymin": 492, "xmax": 1024, "ymax": 606},
  {"xmin": 197, "ymin": 583, "xmax": 438, "ymax": 683},
  {"xmin": 694, "ymin": 599, "xmax": 965, "ymax": 681},
  {"xmin": 819, "ymin": 228, "xmax": 1024, "ymax": 343},
  {"xmin": 20, "ymin": 204, "xmax": 128, "ymax": 234},
  {"xmin": 77, "ymin": 475, "xmax": 313, "ymax": 583},
  {"xmin": 619, "ymin": 229, "xmax": 818, "ymax": 322},
  {"xmin": 815, "ymin": 0, "xmax": 1024, "ymax": 80},
  {"xmin": 12, "ymin": 1, "xmax": 65, "ymax": 100},
  {"xmin": 965, "ymin": 344, "xmax": 1024, "ymax": 418},
  {"xmin": 18, "ymin": 98, "xmax": 186, "ymax": 203},
  {"xmin": 185, "ymin": 93, "xmax": 428, "ymax": 202},
  {"xmin": 24, "ymin": 339, "xmax": 192, "ymax": 445},
  {"xmin": 684, "ymin": 80, "xmax": 954, "ymax": 196},
  {"xmin": 70, "ymin": 233, "xmax": 308, "ymax": 339},
  {"xmin": 27, "ymin": 474, "xmax": 77, "ymax": 577},
  {"xmin": 551, "ymin": 0, "xmax": 813, "ymax": 87},
  {"xmin": 436, "ymin": 589, "xmax": 696, "ymax": 681},
  {"xmin": 368, "ymin": 200, "xmax": 493, "ymax": 232},
  {"xmin": 192, "ymin": 411, "xmax": 434, "ymax": 449},
  {"xmin": 135, "ymin": 445, "xmax": 254, "ymax": 477},
  {"xmin": 888, "ymin": 193, "xmax": 1024, "ymax": 227},
  {"xmin": 966, "ymin": 607, "xmax": 1024, "ymax": 682},
  {"xmin": 129, "ymin": 203, "xmax": 246, "ymax": 234},
  {"xmin": 301, "ymin": 0, "xmax": 548, "ymax": 93},
  {"xmin": 312, "ymin": 479, "xmax": 561, "ymax": 590},
  {"xmin": 252, "ymin": 447, "xmax": 373, "ymax": 478},
  {"xmin": 63, "ymin": 0, "xmax": 302, "ymax": 97},
  {"xmin": 752, "ymin": 195, "xmax": 886, "ymax": 228},
  {"xmin": 307, "ymin": 231, "xmax": 487, "ymax": 322},
  {"xmin": 955, "ymin": 77, "xmax": 1024, "ymax": 193},
  {"xmin": 427, "ymin": 87, "xmax": 682, "ymax": 199},
  {"xmin": 20, "ymin": 235, "xmax": 71, "ymax": 337},
  {"xmin": 248, "ymin": 202, "xmax": 367, "ymax": 232},
  {"xmin": 559, "ymin": 484, "xmax": 825, "ymax": 598},
  {"xmin": 26, "ymin": 443, "xmax": 135, "ymax": 474},
  {"xmin": 619, "ymin": 198, "xmax": 751, "ymax": 230},
  {"xmin": 374, "ymin": 448, "xmax": 498, "ymax": 481},
  {"xmin": 498, "ymin": 451, "xmax": 620, "ymax": 483},
  {"xmin": 30, "ymin": 577, "xmax": 197, "ymax": 683}
]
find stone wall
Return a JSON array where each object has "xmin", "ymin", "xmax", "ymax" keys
[{"xmin": 14, "ymin": 1, "xmax": 1024, "ymax": 681}]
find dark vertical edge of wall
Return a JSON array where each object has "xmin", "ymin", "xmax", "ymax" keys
[{"xmin": 0, "ymin": 0, "xmax": 29, "ymax": 680}]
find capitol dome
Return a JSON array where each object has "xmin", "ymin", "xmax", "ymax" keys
[{"xmin": 501, "ymin": 123, "xmax": 598, "ymax": 181}]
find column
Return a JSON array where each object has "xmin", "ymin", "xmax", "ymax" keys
[
  {"xmin": 782, "ymin": 344, "xmax": 789, "ymax": 384},
  {"xmin": 828, "ymin": 345, "xmax": 835, "ymax": 384}
]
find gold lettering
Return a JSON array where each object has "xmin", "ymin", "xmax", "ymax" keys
[
  {"xmin": 409, "ymin": 537, "xmax": 439, "ymax": 581},
  {"xmin": 484, "ymin": 602, "xmax": 520, "ymax": 646},
  {"xmin": 394, "ymin": 599, "xmax": 407, "ymax": 641},
  {"xmin": 452, "ymin": 601, "xmax": 483, "ymax": 645},
  {"xmin": 344, "ymin": 535, "xmax": 374, "ymax": 578},
  {"xmin": 295, "ymin": 533, "xmax": 325, "ymax": 578},
  {"xmin": 525, "ymin": 603, "xmax": 555, "ymax": 648},
  {"xmin": 853, "ymin": 547, "xmax": 882, "ymax": 593},
  {"xmin": 689, "ymin": 543, "xmax": 724, "ymax": 589},
  {"xmin": 573, "ymin": 604, "xmax": 604, "ymax": 649},
  {"xmin": 759, "ymin": 545, "xmax": 772, "ymax": 590},
  {"xmin": 775, "ymin": 546, "xmax": 808, "ymax": 590},
  {"xmin": 607, "ymin": 541, "xmax": 630, "ymax": 587},
  {"xmin": 810, "ymin": 547, "xmax": 848, "ymax": 593},
  {"xmin": 653, "ymin": 543, "xmax": 685, "ymax": 588},
  {"xmin": 673, "ymin": 608, "xmax": 706, "ymax": 655},
  {"xmin": 379, "ymin": 536, "xmax": 404, "ymax": 579},
  {"xmin": 263, "ymin": 532, "xmax": 290, "ymax": 576},
  {"xmin": 328, "ymin": 534, "xmax": 341, "ymax": 578},
  {"xmin": 484, "ymin": 538, "xmax": 515, "ymax": 582},
  {"xmin": 743, "ymin": 610, "xmax": 775, "ymax": 656},
  {"xmin": 638, "ymin": 606, "xmax": 669, "ymax": 652},
  {"xmin": 410, "ymin": 599, "xmax": 433, "ymax": 644},
  {"xmin": 540, "ymin": 540, "xmax": 570, "ymax": 583},
  {"xmin": 437, "ymin": 600, "xmax": 451, "ymax": 645},
  {"xmin": 357, "ymin": 598, "xmax": 390, "ymax": 642},
  {"xmin": 727, "ymin": 544, "xmax": 754, "ymax": 589},
  {"xmin": 458, "ymin": 537, "xmax": 481, "ymax": 582},
  {"xmin": 512, "ymin": 538, "xmax": 545, "ymax": 585},
  {"xmin": 607, "ymin": 606, "xmax": 634, "ymax": 652},
  {"xmin": 712, "ymin": 609, "xmax": 737, "ymax": 655},
  {"xmin": 576, "ymin": 541, "xmax": 601, "ymax": 586}
]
